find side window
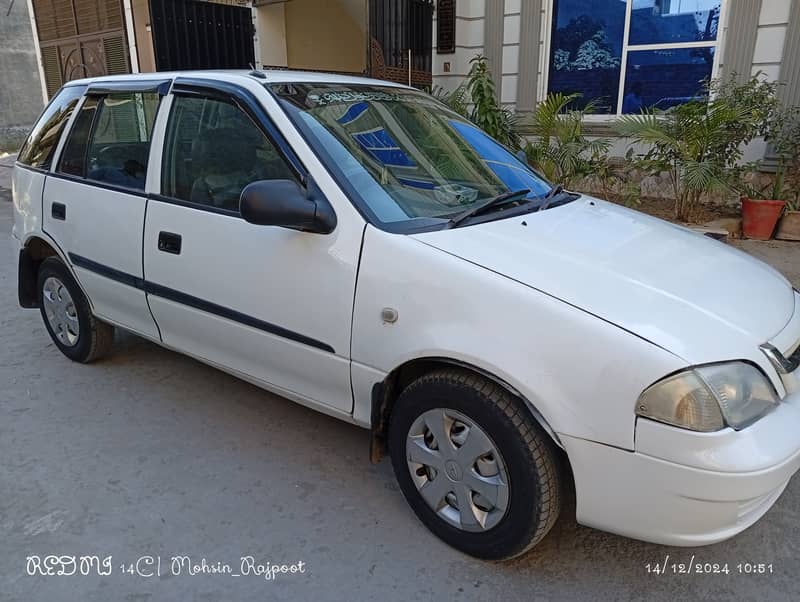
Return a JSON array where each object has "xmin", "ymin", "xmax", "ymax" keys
[
  {"xmin": 58, "ymin": 92, "xmax": 160, "ymax": 191},
  {"xmin": 85, "ymin": 92, "xmax": 161, "ymax": 191},
  {"xmin": 18, "ymin": 86, "xmax": 85, "ymax": 169},
  {"xmin": 58, "ymin": 97, "xmax": 99, "ymax": 177},
  {"xmin": 162, "ymin": 95, "xmax": 297, "ymax": 212}
]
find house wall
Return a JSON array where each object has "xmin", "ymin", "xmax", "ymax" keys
[
  {"xmin": 284, "ymin": 0, "xmax": 366, "ymax": 73},
  {"xmin": 131, "ymin": 0, "xmax": 156, "ymax": 72},
  {"xmin": 432, "ymin": 0, "xmax": 486, "ymax": 92},
  {"xmin": 0, "ymin": 0, "xmax": 46, "ymax": 150},
  {"xmin": 255, "ymin": 2, "xmax": 288, "ymax": 67},
  {"xmin": 432, "ymin": 0, "xmax": 797, "ymax": 116},
  {"xmin": 751, "ymin": 0, "xmax": 793, "ymax": 81}
]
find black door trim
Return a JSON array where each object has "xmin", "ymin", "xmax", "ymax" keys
[
  {"xmin": 143, "ymin": 281, "xmax": 335, "ymax": 353},
  {"xmin": 67, "ymin": 252, "xmax": 335, "ymax": 354},
  {"xmin": 70, "ymin": 253, "xmax": 145, "ymax": 289}
]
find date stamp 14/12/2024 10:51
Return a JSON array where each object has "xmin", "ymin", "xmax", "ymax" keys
[{"xmin": 644, "ymin": 555, "xmax": 774, "ymax": 576}]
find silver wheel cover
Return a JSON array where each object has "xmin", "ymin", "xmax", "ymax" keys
[
  {"xmin": 42, "ymin": 276, "xmax": 80, "ymax": 347},
  {"xmin": 406, "ymin": 408, "xmax": 510, "ymax": 532}
]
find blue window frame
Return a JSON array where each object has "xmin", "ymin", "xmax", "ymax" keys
[{"xmin": 547, "ymin": 0, "xmax": 721, "ymax": 115}]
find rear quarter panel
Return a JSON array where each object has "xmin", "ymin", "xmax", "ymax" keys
[{"xmin": 11, "ymin": 166, "xmax": 45, "ymax": 245}]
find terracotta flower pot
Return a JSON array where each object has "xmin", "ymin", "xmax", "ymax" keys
[
  {"xmin": 775, "ymin": 210, "xmax": 800, "ymax": 241},
  {"xmin": 741, "ymin": 197, "xmax": 785, "ymax": 240}
]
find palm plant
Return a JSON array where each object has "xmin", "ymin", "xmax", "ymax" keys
[
  {"xmin": 618, "ymin": 75, "xmax": 782, "ymax": 222},
  {"xmin": 429, "ymin": 84, "xmax": 469, "ymax": 119},
  {"xmin": 521, "ymin": 92, "xmax": 610, "ymax": 188}
]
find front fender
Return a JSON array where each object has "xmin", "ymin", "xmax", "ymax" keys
[{"xmin": 351, "ymin": 225, "xmax": 685, "ymax": 450}]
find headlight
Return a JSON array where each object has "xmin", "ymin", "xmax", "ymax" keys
[{"xmin": 636, "ymin": 362, "xmax": 779, "ymax": 432}]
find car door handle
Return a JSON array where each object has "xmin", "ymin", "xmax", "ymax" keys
[
  {"xmin": 157, "ymin": 231, "xmax": 182, "ymax": 255},
  {"xmin": 51, "ymin": 202, "xmax": 66, "ymax": 221}
]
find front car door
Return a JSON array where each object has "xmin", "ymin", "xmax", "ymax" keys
[
  {"xmin": 42, "ymin": 81, "xmax": 168, "ymax": 340},
  {"xmin": 143, "ymin": 79, "xmax": 362, "ymax": 415}
]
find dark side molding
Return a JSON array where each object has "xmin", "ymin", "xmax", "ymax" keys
[{"xmin": 68, "ymin": 253, "xmax": 335, "ymax": 354}]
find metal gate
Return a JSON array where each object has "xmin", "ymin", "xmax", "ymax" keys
[
  {"xmin": 32, "ymin": 0, "xmax": 130, "ymax": 98},
  {"xmin": 369, "ymin": 0, "xmax": 433, "ymax": 87},
  {"xmin": 149, "ymin": 0, "xmax": 255, "ymax": 71}
]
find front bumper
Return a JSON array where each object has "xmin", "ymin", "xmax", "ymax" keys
[{"xmin": 562, "ymin": 392, "xmax": 800, "ymax": 546}]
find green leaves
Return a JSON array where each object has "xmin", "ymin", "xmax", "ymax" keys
[
  {"xmin": 520, "ymin": 92, "xmax": 609, "ymax": 188},
  {"xmin": 466, "ymin": 56, "xmax": 521, "ymax": 149},
  {"xmin": 616, "ymin": 73, "xmax": 789, "ymax": 220},
  {"xmin": 428, "ymin": 56, "xmax": 520, "ymax": 150},
  {"xmin": 430, "ymin": 84, "xmax": 469, "ymax": 118}
]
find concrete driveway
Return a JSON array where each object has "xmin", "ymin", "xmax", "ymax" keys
[{"xmin": 1, "ymin": 165, "xmax": 798, "ymax": 600}]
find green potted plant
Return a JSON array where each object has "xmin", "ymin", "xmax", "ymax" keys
[
  {"xmin": 772, "ymin": 112, "xmax": 800, "ymax": 240},
  {"xmin": 730, "ymin": 79, "xmax": 798, "ymax": 239},
  {"xmin": 739, "ymin": 191, "xmax": 786, "ymax": 241}
]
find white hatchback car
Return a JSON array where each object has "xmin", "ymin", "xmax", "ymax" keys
[{"xmin": 12, "ymin": 70, "xmax": 800, "ymax": 560}]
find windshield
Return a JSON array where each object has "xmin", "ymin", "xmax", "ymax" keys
[{"xmin": 268, "ymin": 83, "xmax": 551, "ymax": 231}]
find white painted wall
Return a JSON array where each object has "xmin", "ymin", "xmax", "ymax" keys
[
  {"xmin": 752, "ymin": 0, "xmax": 792, "ymax": 81},
  {"xmin": 433, "ymin": 0, "xmax": 795, "ymax": 111},
  {"xmin": 255, "ymin": 3, "xmax": 288, "ymax": 67},
  {"xmin": 432, "ymin": 0, "xmax": 486, "ymax": 91},
  {"xmin": 500, "ymin": 0, "xmax": 521, "ymax": 105}
]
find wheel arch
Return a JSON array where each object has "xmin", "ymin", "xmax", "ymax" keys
[
  {"xmin": 18, "ymin": 235, "xmax": 63, "ymax": 308},
  {"xmin": 369, "ymin": 356, "xmax": 564, "ymax": 464}
]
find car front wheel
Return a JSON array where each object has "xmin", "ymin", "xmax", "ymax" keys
[{"xmin": 388, "ymin": 369, "xmax": 562, "ymax": 560}]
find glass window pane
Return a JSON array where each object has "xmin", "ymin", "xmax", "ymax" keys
[
  {"xmin": 18, "ymin": 86, "xmax": 84, "ymax": 169},
  {"xmin": 547, "ymin": 0, "xmax": 626, "ymax": 113},
  {"xmin": 161, "ymin": 95, "xmax": 296, "ymax": 211},
  {"xmin": 629, "ymin": 0, "xmax": 721, "ymax": 46},
  {"xmin": 270, "ymin": 84, "xmax": 550, "ymax": 228},
  {"xmin": 57, "ymin": 97, "xmax": 99, "ymax": 178},
  {"xmin": 622, "ymin": 47, "xmax": 715, "ymax": 113},
  {"xmin": 84, "ymin": 93, "xmax": 161, "ymax": 191}
]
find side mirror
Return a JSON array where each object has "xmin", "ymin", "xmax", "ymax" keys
[{"xmin": 239, "ymin": 178, "xmax": 337, "ymax": 234}]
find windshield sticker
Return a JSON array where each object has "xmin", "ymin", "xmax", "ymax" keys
[{"xmin": 308, "ymin": 91, "xmax": 402, "ymax": 106}]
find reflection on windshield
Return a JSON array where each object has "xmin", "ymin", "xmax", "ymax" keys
[{"xmin": 270, "ymin": 84, "xmax": 550, "ymax": 227}]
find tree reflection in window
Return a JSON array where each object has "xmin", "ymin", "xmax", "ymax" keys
[{"xmin": 547, "ymin": 0, "xmax": 721, "ymax": 116}]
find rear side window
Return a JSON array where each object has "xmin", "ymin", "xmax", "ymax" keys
[
  {"xmin": 58, "ymin": 98, "xmax": 99, "ymax": 177},
  {"xmin": 18, "ymin": 86, "xmax": 84, "ymax": 169},
  {"xmin": 161, "ymin": 95, "xmax": 297, "ymax": 212},
  {"xmin": 57, "ymin": 92, "xmax": 161, "ymax": 192}
]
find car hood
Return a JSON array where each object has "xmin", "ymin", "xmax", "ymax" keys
[{"xmin": 412, "ymin": 197, "xmax": 795, "ymax": 362}]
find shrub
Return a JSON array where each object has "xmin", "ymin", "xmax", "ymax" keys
[
  {"xmin": 428, "ymin": 56, "xmax": 520, "ymax": 150},
  {"xmin": 521, "ymin": 92, "xmax": 610, "ymax": 189},
  {"xmin": 618, "ymin": 74, "xmax": 784, "ymax": 221}
]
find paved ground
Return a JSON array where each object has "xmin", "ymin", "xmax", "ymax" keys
[{"xmin": 1, "ymin": 157, "xmax": 799, "ymax": 601}]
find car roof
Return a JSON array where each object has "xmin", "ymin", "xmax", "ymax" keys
[{"xmin": 66, "ymin": 69, "xmax": 411, "ymax": 90}]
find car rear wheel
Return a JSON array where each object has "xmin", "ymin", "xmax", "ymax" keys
[
  {"xmin": 37, "ymin": 257, "xmax": 113, "ymax": 363},
  {"xmin": 388, "ymin": 369, "xmax": 562, "ymax": 560}
]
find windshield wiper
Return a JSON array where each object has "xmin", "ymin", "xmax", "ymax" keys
[
  {"xmin": 536, "ymin": 183, "xmax": 574, "ymax": 212},
  {"xmin": 448, "ymin": 189, "xmax": 531, "ymax": 227}
]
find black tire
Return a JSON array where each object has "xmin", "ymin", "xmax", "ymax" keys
[
  {"xmin": 388, "ymin": 369, "xmax": 562, "ymax": 560},
  {"xmin": 37, "ymin": 257, "xmax": 114, "ymax": 363}
]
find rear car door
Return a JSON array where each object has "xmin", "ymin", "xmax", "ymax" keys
[
  {"xmin": 42, "ymin": 82, "xmax": 168, "ymax": 339},
  {"xmin": 142, "ymin": 80, "xmax": 361, "ymax": 414}
]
